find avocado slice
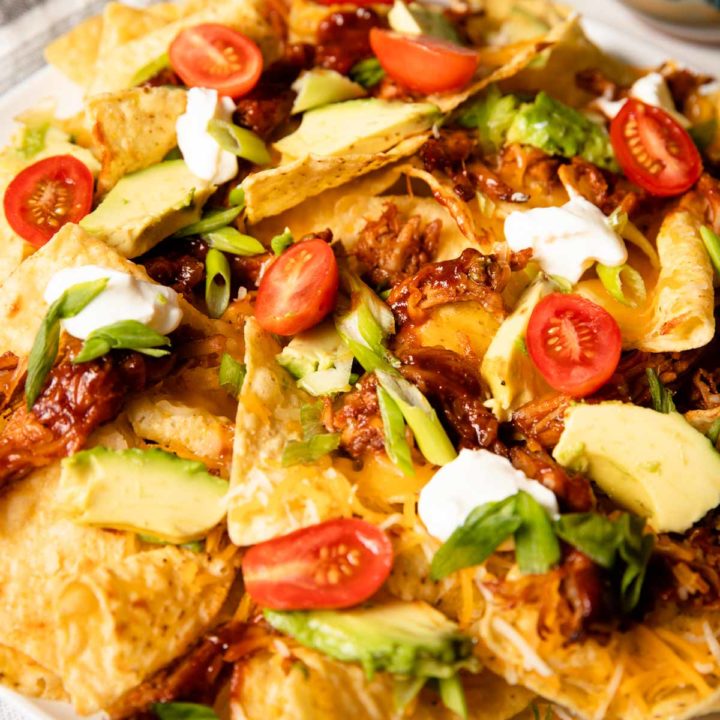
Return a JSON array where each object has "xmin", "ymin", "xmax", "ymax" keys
[
  {"xmin": 274, "ymin": 99, "xmax": 441, "ymax": 160},
  {"xmin": 276, "ymin": 321, "xmax": 354, "ymax": 396},
  {"xmin": 388, "ymin": 0, "xmax": 461, "ymax": 43},
  {"xmin": 481, "ymin": 279, "xmax": 554, "ymax": 421},
  {"xmin": 59, "ymin": 446, "xmax": 228, "ymax": 543},
  {"xmin": 80, "ymin": 159, "xmax": 214, "ymax": 258},
  {"xmin": 554, "ymin": 402, "xmax": 720, "ymax": 533},
  {"xmin": 291, "ymin": 69, "xmax": 366, "ymax": 115},
  {"xmin": 265, "ymin": 601, "xmax": 478, "ymax": 678}
]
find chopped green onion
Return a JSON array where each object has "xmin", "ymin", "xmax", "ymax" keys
[
  {"xmin": 172, "ymin": 206, "xmax": 243, "ymax": 238},
  {"xmin": 228, "ymin": 185, "xmax": 246, "ymax": 208},
  {"xmin": 271, "ymin": 227, "xmax": 294, "ymax": 255},
  {"xmin": 514, "ymin": 491, "xmax": 561, "ymax": 574},
  {"xmin": 300, "ymin": 402, "xmax": 325, "ymax": 437},
  {"xmin": 430, "ymin": 495, "xmax": 521, "ymax": 580},
  {"xmin": 131, "ymin": 52, "xmax": 170, "ymax": 86},
  {"xmin": 608, "ymin": 208, "xmax": 660, "ymax": 269},
  {"xmin": 73, "ymin": 320, "xmax": 171, "ymax": 363},
  {"xmin": 138, "ymin": 534, "xmax": 204, "ymax": 552},
  {"xmin": 205, "ymin": 248, "xmax": 231, "ymax": 319},
  {"xmin": 153, "ymin": 702, "xmax": 219, "ymax": 720},
  {"xmin": 218, "ymin": 352, "xmax": 246, "ymax": 398},
  {"xmin": 596, "ymin": 262, "xmax": 647, "ymax": 307},
  {"xmin": 282, "ymin": 433, "xmax": 340, "ymax": 466},
  {"xmin": 376, "ymin": 370, "xmax": 456, "ymax": 467},
  {"xmin": 25, "ymin": 278, "xmax": 108, "ymax": 409},
  {"xmin": 646, "ymin": 368, "xmax": 676, "ymax": 413},
  {"xmin": 393, "ymin": 677, "xmax": 427, "ymax": 714},
  {"xmin": 377, "ymin": 385, "xmax": 415, "ymax": 477},
  {"xmin": 549, "ymin": 274, "xmax": 573, "ymax": 293},
  {"xmin": 203, "ymin": 226, "xmax": 264, "ymax": 256},
  {"xmin": 19, "ymin": 122, "xmax": 48, "ymax": 158},
  {"xmin": 438, "ymin": 675, "xmax": 468, "ymax": 720},
  {"xmin": 207, "ymin": 118, "xmax": 271, "ymax": 165},
  {"xmin": 349, "ymin": 58, "xmax": 385, "ymax": 89},
  {"xmin": 708, "ymin": 418, "xmax": 720, "ymax": 446},
  {"xmin": 700, "ymin": 226, "xmax": 720, "ymax": 278}
]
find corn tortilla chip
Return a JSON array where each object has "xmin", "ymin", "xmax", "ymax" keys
[
  {"xmin": 0, "ymin": 646, "xmax": 66, "ymax": 701},
  {"xmin": 43, "ymin": 15, "xmax": 103, "ymax": 88},
  {"xmin": 227, "ymin": 318, "xmax": 354, "ymax": 546}
]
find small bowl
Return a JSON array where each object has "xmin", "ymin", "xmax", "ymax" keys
[{"xmin": 618, "ymin": 0, "xmax": 720, "ymax": 43}]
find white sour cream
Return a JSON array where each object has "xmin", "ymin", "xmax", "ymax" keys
[
  {"xmin": 176, "ymin": 87, "xmax": 238, "ymax": 185},
  {"xmin": 418, "ymin": 449, "xmax": 558, "ymax": 542},
  {"xmin": 596, "ymin": 72, "xmax": 690, "ymax": 128},
  {"xmin": 504, "ymin": 195, "xmax": 627, "ymax": 284},
  {"xmin": 44, "ymin": 265, "xmax": 183, "ymax": 340}
]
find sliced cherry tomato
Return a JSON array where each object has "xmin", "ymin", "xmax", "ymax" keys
[
  {"xmin": 242, "ymin": 518, "xmax": 393, "ymax": 610},
  {"xmin": 255, "ymin": 238, "xmax": 339, "ymax": 335},
  {"xmin": 610, "ymin": 99, "xmax": 702, "ymax": 197},
  {"xmin": 314, "ymin": 0, "xmax": 391, "ymax": 4},
  {"xmin": 3, "ymin": 155, "xmax": 93, "ymax": 249},
  {"xmin": 526, "ymin": 293, "xmax": 622, "ymax": 398},
  {"xmin": 169, "ymin": 24, "xmax": 263, "ymax": 98},
  {"xmin": 369, "ymin": 29, "xmax": 478, "ymax": 94}
]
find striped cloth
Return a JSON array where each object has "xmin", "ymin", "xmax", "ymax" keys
[{"xmin": 0, "ymin": 0, "xmax": 153, "ymax": 95}]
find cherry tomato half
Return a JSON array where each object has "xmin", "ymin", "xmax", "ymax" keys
[
  {"xmin": 242, "ymin": 518, "xmax": 393, "ymax": 610},
  {"xmin": 255, "ymin": 238, "xmax": 339, "ymax": 335},
  {"xmin": 610, "ymin": 99, "xmax": 702, "ymax": 197},
  {"xmin": 169, "ymin": 24, "xmax": 263, "ymax": 98},
  {"xmin": 526, "ymin": 293, "xmax": 622, "ymax": 398},
  {"xmin": 3, "ymin": 155, "xmax": 94, "ymax": 249},
  {"xmin": 369, "ymin": 29, "xmax": 478, "ymax": 95}
]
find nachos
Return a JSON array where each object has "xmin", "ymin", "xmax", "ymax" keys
[{"xmin": 1, "ymin": 1, "xmax": 720, "ymax": 719}]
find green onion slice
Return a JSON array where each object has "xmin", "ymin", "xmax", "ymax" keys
[
  {"xmin": 438, "ymin": 675, "xmax": 468, "ymax": 720},
  {"xmin": 219, "ymin": 352, "xmax": 246, "ymax": 398},
  {"xmin": 228, "ymin": 185, "xmax": 246, "ymax": 208},
  {"xmin": 73, "ymin": 320, "xmax": 171, "ymax": 363},
  {"xmin": 377, "ymin": 385, "xmax": 415, "ymax": 477},
  {"xmin": 173, "ymin": 206, "xmax": 243, "ymax": 238},
  {"xmin": 207, "ymin": 118, "xmax": 271, "ymax": 166},
  {"xmin": 203, "ymin": 226, "xmax": 264, "ymax": 256},
  {"xmin": 701, "ymin": 226, "xmax": 720, "ymax": 278},
  {"xmin": 596, "ymin": 262, "xmax": 647, "ymax": 307},
  {"xmin": 271, "ymin": 227, "xmax": 294, "ymax": 256},
  {"xmin": 205, "ymin": 248, "xmax": 231, "ymax": 319},
  {"xmin": 131, "ymin": 52, "xmax": 170, "ymax": 86}
]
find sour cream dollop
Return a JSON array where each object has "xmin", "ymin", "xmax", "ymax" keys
[
  {"xmin": 504, "ymin": 195, "xmax": 627, "ymax": 284},
  {"xmin": 176, "ymin": 87, "xmax": 238, "ymax": 185},
  {"xmin": 44, "ymin": 265, "xmax": 183, "ymax": 340},
  {"xmin": 418, "ymin": 449, "xmax": 559, "ymax": 542},
  {"xmin": 596, "ymin": 72, "xmax": 690, "ymax": 128}
]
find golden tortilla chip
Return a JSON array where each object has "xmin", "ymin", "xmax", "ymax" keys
[
  {"xmin": 475, "ymin": 594, "xmax": 720, "ymax": 720},
  {"xmin": 88, "ymin": 86, "xmax": 187, "ymax": 194},
  {"xmin": 96, "ymin": 3, "xmax": 176, "ymax": 61},
  {"xmin": 243, "ymin": 134, "xmax": 429, "ymax": 224},
  {"xmin": 578, "ymin": 210, "xmax": 715, "ymax": 352},
  {"xmin": 232, "ymin": 645, "xmax": 533, "ymax": 720},
  {"xmin": 88, "ymin": 0, "xmax": 282, "ymax": 96},
  {"xmin": 44, "ymin": 15, "xmax": 103, "ymax": 88},
  {"xmin": 0, "ymin": 645, "xmax": 65, "ymax": 701},
  {"xmin": 0, "ymin": 223, "xmax": 223, "ymax": 358},
  {"xmin": 227, "ymin": 318, "xmax": 353, "ymax": 546},
  {"xmin": 0, "ymin": 459, "xmax": 235, "ymax": 715}
]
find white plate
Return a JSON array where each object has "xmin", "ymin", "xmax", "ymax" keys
[{"xmin": 0, "ymin": 14, "xmax": 718, "ymax": 720}]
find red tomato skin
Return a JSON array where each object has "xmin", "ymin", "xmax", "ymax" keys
[
  {"xmin": 369, "ymin": 29, "xmax": 478, "ymax": 95},
  {"xmin": 610, "ymin": 99, "xmax": 702, "ymax": 197},
  {"xmin": 3, "ymin": 155, "xmax": 94, "ymax": 249},
  {"xmin": 314, "ymin": 0, "xmax": 391, "ymax": 4},
  {"xmin": 242, "ymin": 518, "xmax": 394, "ymax": 610},
  {"xmin": 169, "ymin": 24, "xmax": 263, "ymax": 98},
  {"xmin": 255, "ymin": 239, "xmax": 339, "ymax": 336},
  {"xmin": 526, "ymin": 293, "xmax": 622, "ymax": 398}
]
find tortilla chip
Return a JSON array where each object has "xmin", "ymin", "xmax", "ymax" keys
[
  {"xmin": 88, "ymin": 86, "xmax": 187, "ymax": 194},
  {"xmin": 0, "ymin": 458, "xmax": 235, "ymax": 714},
  {"xmin": 232, "ymin": 645, "xmax": 533, "ymax": 720},
  {"xmin": 44, "ymin": 15, "xmax": 103, "ymax": 88},
  {"xmin": 475, "ymin": 594, "xmax": 720, "ymax": 720},
  {"xmin": 227, "ymin": 318, "xmax": 353, "ymax": 546},
  {"xmin": 88, "ymin": 0, "xmax": 282, "ymax": 96},
  {"xmin": 578, "ymin": 210, "xmax": 715, "ymax": 352},
  {"xmin": 243, "ymin": 134, "xmax": 429, "ymax": 224},
  {"xmin": 0, "ymin": 223, "xmax": 224, "ymax": 358},
  {"xmin": 126, "ymin": 391, "xmax": 234, "ymax": 475},
  {"xmin": 96, "ymin": 3, "xmax": 176, "ymax": 61},
  {"xmin": 0, "ymin": 645, "xmax": 66, "ymax": 701}
]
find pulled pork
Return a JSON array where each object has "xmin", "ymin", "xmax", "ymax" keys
[
  {"xmin": 315, "ymin": 8, "xmax": 382, "ymax": 75},
  {"xmin": 512, "ymin": 393, "xmax": 574, "ymax": 450},
  {"xmin": 399, "ymin": 347, "xmax": 503, "ymax": 452},
  {"xmin": 354, "ymin": 204, "xmax": 441, "ymax": 288},
  {"xmin": 388, "ymin": 247, "xmax": 530, "ymax": 327},
  {"xmin": 0, "ymin": 343, "xmax": 172, "ymax": 488}
]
